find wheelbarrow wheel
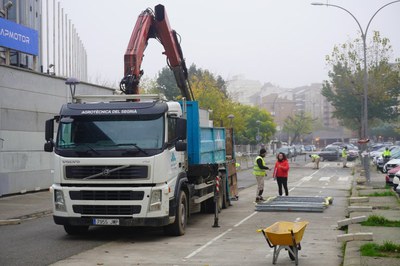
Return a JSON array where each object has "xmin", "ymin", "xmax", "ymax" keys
[{"xmin": 288, "ymin": 246, "xmax": 296, "ymax": 261}]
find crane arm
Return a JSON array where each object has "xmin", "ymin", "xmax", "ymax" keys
[{"xmin": 120, "ymin": 4, "xmax": 193, "ymax": 101}]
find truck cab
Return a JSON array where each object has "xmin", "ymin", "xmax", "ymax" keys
[{"xmin": 45, "ymin": 95, "xmax": 190, "ymax": 234}]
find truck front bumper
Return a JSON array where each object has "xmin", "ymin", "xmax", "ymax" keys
[{"xmin": 54, "ymin": 215, "xmax": 170, "ymax": 227}]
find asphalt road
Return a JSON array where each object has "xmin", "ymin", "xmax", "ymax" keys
[{"xmin": 0, "ymin": 157, "xmax": 353, "ymax": 266}]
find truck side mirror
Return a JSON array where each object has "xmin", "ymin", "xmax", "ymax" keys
[
  {"xmin": 44, "ymin": 118, "xmax": 55, "ymax": 152},
  {"xmin": 45, "ymin": 119, "xmax": 54, "ymax": 141},
  {"xmin": 175, "ymin": 140, "xmax": 187, "ymax": 151},
  {"xmin": 44, "ymin": 142, "xmax": 54, "ymax": 152},
  {"xmin": 176, "ymin": 118, "xmax": 187, "ymax": 140}
]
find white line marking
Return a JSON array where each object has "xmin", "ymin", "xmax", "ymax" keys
[
  {"xmin": 338, "ymin": 176, "xmax": 349, "ymax": 182},
  {"xmin": 302, "ymin": 176, "xmax": 313, "ymax": 181},
  {"xmin": 184, "ymin": 228, "xmax": 232, "ymax": 259},
  {"xmin": 319, "ymin": 176, "xmax": 331, "ymax": 181},
  {"xmin": 185, "ymin": 211, "xmax": 259, "ymax": 259},
  {"xmin": 234, "ymin": 211, "xmax": 258, "ymax": 227}
]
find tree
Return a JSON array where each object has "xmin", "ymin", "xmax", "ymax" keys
[
  {"xmin": 153, "ymin": 64, "xmax": 228, "ymax": 101},
  {"xmin": 229, "ymin": 104, "xmax": 275, "ymax": 145},
  {"xmin": 154, "ymin": 67, "xmax": 181, "ymax": 100},
  {"xmin": 153, "ymin": 64, "xmax": 276, "ymax": 144},
  {"xmin": 282, "ymin": 111, "xmax": 314, "ymax": 145},
  {"xmin": 322, "ymin": 31, "xmax": 400, "ymax": 137}
]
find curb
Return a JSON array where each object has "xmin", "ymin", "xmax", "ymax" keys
[
  {"xmin": 0, "ymin": 219, "xmax": 21, "ymax": 225},
  {"xmin": 0, "ymin": 209, "xmax": 52, "ymax": 226}
]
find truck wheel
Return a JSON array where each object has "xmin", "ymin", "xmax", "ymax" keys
[
  {"xmin": 164, "ymin": 190, "xmax": 187, "ymax": 236},
  {"xmin": 63, "ymin": 225, "xmax": 89, "ymax": 235}
]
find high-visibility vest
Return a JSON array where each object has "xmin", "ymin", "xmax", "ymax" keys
[
  {"xmin": 342, "ymin": 149, "xmax": 347, "ymax": 158},
  {"xmin": 383, "ymin": 150, "xmax": 391, "ymax": 157},
  {"xmin": 311, "ymin": 154, "xmax": 320, "ymax": 159},
  {"xmin": 253, "ymin": 156, "xmax": 266, "ymax": 176}
]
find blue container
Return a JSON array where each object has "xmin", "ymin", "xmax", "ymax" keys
[{"xmin": 183, "ymin": 101, "xmax": 226, "ymax": 165}]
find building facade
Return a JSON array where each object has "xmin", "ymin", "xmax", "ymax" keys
[
  {"xmin": 0, "ymin": 0, "xmax": 87, "ymax": 80},
  {"xmin": 0, "ymin": 65, "xmax": 113, "ymax": 196}
]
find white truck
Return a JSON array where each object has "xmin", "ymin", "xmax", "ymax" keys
[
  {"xmin": 44, "ymin": 94, "xmax": 236, "ymax": 236},
  {"xmin": 43, "ymin": 4, "xmax": 237, "ymax": 236}
]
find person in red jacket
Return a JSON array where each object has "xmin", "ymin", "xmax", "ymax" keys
[{"xmin": 273, "ymin": 152, "xmax": 290, "ymax": 196}]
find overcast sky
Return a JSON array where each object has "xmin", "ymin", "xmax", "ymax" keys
[{"xmin": 58, "ymin": 0, "xmax": 400, "ymax": 88}]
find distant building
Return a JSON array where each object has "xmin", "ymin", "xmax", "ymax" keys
[
  {"xmin": 225, "ymin": 75, "xmax": 351, "ymax": 144},
  {"xmin": 226, "ymin": 75, "xmax": 262, "ymax": 106}
]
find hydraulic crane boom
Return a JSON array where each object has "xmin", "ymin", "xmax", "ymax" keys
[{"xmin": 120, "ymin": 4, "xmax": 194, "ymax": 101}]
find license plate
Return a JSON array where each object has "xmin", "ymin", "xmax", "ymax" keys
[{"xmin": 93, "ymin": 218, "xmax": 120, "ymax": 225}]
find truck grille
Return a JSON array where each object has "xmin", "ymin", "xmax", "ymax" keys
[
  {"xmin": 70, "ymin": 191, "xmax": 144, "ymax": 201},
  {"xmin": 65, "ymin": 165, "xmax": 148, "ymax": 180},
  {"xmin": 73, "ymin": 205, "xmax": 141, "ymax": 215}
]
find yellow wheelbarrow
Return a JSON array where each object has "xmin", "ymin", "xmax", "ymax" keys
[{"xmin": 257, "ymin": 221, "xmax": 309, "ymax": 265}]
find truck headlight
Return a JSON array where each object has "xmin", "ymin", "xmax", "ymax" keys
[
  {"xmin": 54, "ymin": 190, "xmax": 66, "ymax": 212},
  {"xmin": 149, "ymin": 190, "xmax": 162, "ymax": 211}
]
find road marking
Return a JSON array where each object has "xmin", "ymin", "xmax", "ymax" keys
[
  {"xmin": 185, "ymin": 211, "xmax": 259, "ymax": 259},
  {"xmin": 319, "ymin": 176, "xmax": 331, "ymax": 181},
  {"xmin": 338, "ymin": 176, "xmax": 349, "ymax": 182},
  {"xmin": 302, "ymin": 176, "xmax": 313, "ymax": 181},
  {"xmin": 234, "ymin": 211, "xmax": 258, "ymax": 227},
  {"xmin": 184, "ymin": 228, "xmax": 233, "ymax": 259}
]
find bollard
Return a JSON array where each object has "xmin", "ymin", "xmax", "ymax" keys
[{"xmin": 213, "ymin": 176, "xmax": 220, "ymax": 228}]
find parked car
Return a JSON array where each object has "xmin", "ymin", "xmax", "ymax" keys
[
  {"xmin": 276, "ymin": 146, "xmax": 293, "ymax": 158},
  {"xmin": 347, "ymin": 143, "xmax": 359, "ymax": 151},
  {"xmin": 370, "ymin": 146, "xmax": 387, "ymax": 164},
  {"xmin": 393, "ymin": 175, "xmax": 400, "ymax": 195},
  {"xmin": 304, "ymin": 145, "xmax": 316, "ymax": 152},
  {"xmin": 318, "ymin": 146, "xmax": 340, "ymax": 161},
  {"xmin": 317, "ymin": 144, "xmax": 357, "ymax": 162},
  {"xmin": 346, "ymin": 149, "xmax": 359, "ymax": 161},
  {"xmin": 376, "ymin": 147, "xmax": 400, "ymax": 172},
  {"xmin": 294, "ymin": 144, "xmax": 305, "ymax": 155},
  {"xmin": 331, "ymin": 142, "xmax": 344, "ymax": 147},
  {"xmin": 385, "ymin": 165, "xmax": 400, "ymax": 185},
  {"xmin": 383, "ymin": 158, "xmax": 400, "ymax": 173}
]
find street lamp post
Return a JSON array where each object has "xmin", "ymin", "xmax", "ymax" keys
[
  {"xmin": 256, "ymin": 120, "xmax": 261, "ymax": 141},
  {"xmin": 311, "ymin": 0, "xmax": 400, "ymax": 183},
  {"xmin": 228, "ymin": 114, "xmax": 235, "ymax": 128}
]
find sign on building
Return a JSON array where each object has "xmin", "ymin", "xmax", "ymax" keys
[{"xmin": 0, "ymin": 17, "xmax": 38, "ymax": 55}]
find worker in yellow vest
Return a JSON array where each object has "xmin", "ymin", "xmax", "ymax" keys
[
  {"xmin": 253, "ymin": 148, "xmax": 270, "ymax": 202},
  {"xmin": 309, "ymin": 154, "xmax": 320, "ymax": 169},
  {"xmin": 382, "ymin": 147, "xmax": 391, "ymax": 158},
  {"xmin": 342, "ymin": 146, "xmax": 348, "ymax": 168},
  {"xmin": 382, "ymin": 147, "xmax": 391, "ymax": 164}
]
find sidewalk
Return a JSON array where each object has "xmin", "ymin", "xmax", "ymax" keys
[
  {"xmin": 343, "ymin": 169, "xmax": 400, "ymax": 266},
  {"xmin": 0, "ymin": 189, "xmax": 52, "ymax": 225}
]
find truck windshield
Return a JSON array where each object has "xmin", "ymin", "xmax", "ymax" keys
[{"xmin": 56, "ymin": 115, "xmax": 164, "ymax": 156}]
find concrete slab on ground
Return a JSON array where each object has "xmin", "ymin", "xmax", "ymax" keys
[
  {"xmin": 352, "ymin": 196, "xmax": 400, "ymax": 209},
  {"xmin": 351, "ymin": 224, "xmax": 400, "ymax": 245}
]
